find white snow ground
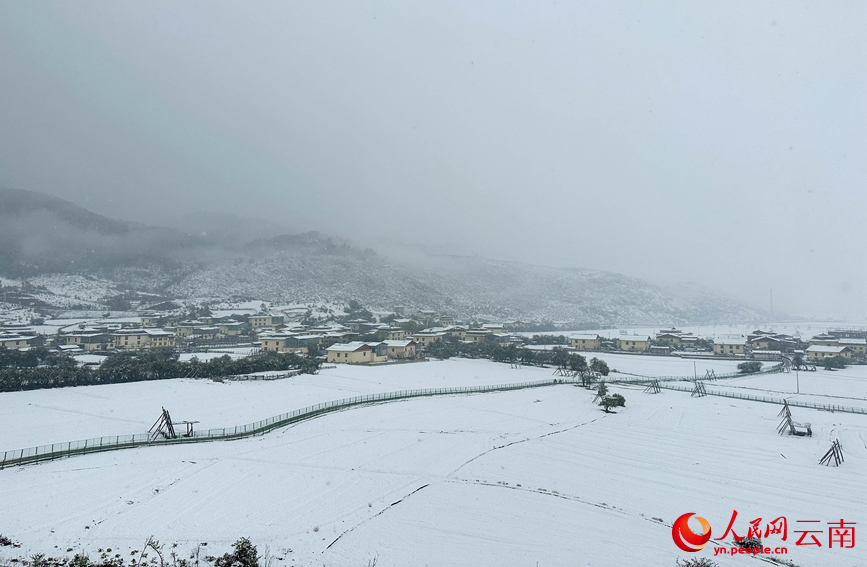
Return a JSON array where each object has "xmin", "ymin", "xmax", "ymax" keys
[{"xmin": 2, "ymin": 358, "xmax": 866, "ymax": 566}]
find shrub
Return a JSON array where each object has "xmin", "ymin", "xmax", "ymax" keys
[
  {"xmin": 737, "ymin": 361, "xmax": 763, "ymax": 374},
  {"xmin": 823, "ymin": 355, "xmax": 847, "ymax": 370},
  {"xmin": 596, "ymin": 381, "xmax": 608, "ymax": 397},
  {"xmin": 600, "ymin": 394, "xmax": 625, "ymax": 413},
  {"xmin": 212, "ymin": 537, "xmax": 259, "ymax": 567},
  {"xmin": 733, "ymin": 537, "xmax": 763, "ymax": 552},
  {"xmin": 590, "ymin": 357, "xmax": 610, "ymax": 376},
  {"xmin": 676, "ymin": 558, "xmax": 718, "ymax": 567}
]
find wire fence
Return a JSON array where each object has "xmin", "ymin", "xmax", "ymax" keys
[
  {"xmin": 0, "ymin": 378, "xmax": 563, "ymax": 469},
  {"xmin": 653, "ymin": 382, "xmax": 867, "ymax": 415},
  {"xmin": 609, "ymin": 362, "xmax": 786, "ymax": 384},
  {"xmin": 4, "ymin": 360, "xmax": 862, "ymax": 470}
]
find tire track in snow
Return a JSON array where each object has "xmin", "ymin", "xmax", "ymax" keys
[
  {"xmin": 324, "ymin": 483, "xmax": 430, "ymax": 551},
  {"xmin": 448, "ymin": 480, "xmax": 768, "ymax": 562},
  {"xmin": 448, "ymin": 415, "xmax": 606, "ymax": 475}
]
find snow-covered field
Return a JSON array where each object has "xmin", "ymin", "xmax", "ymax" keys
[{"xmin": 3, "ymin": 358, "xmax": 866, "ymax": 566}]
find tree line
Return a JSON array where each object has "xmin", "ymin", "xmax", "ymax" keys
[
  {"xmin": 0, "ymin": 347, "xmax": 320, "ymax": 392},
  {"xmin": 424, "ymin": 335, "xmax": 610, "ymax": 375}
]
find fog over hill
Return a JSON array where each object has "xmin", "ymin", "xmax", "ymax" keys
[{"xmin": 0, "ymin": 188, "xmax": 768, "ymax": 324}]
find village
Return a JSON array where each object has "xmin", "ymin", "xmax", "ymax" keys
[{"xmin": 1, "ymin": 303, "xmax": 864, "ymax": 368}]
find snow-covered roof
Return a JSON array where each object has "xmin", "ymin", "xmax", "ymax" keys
[
  {"xmin": 65, "ymin": 332, "xmax": 106, "ymax": 338},
  {"xmin": 111, "ymin": 328, "xmax": 174, "ymax": 337},
  {"xmin": 715, "ymin": 338, "xmax": 746, "ymax": 346},
  {"xmin": 570, "ymin": 334, "xmax": 600, "ymax": 341},
  {"xmin": 805, "ymin": 345, "xmax": 849, "ymax": 354},
  {"xmin": 383, "ymin": 340, "xmax": 416, "ymax": 347},
  {"xmin": 0, "ymin": 334, "xmax": 36, "ymax": 341},
  {"xmin": 838, "ymin": 338, "xmax": 866, "ymax": 346},
  {"xmin": 326, "ymin": 341, "xmax": 371, "ymax": 352},
  {"xmin": 618, "ymin": 336, "xmax": 650, "ymax": 342}
]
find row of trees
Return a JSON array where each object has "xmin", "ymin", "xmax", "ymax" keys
[
  {"xmin": 0, "ymin": 346, "xmax": 75, "ymax": 369},
  {"xmin": 0, "ymin": 348, "xmax": 320, "ymax": 392},
  {"xmin": 424, "ymin": 336, "xmax": 610, "ymax": 375}
]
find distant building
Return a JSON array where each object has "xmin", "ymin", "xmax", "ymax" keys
[
  {"xmin": 570, "ymin": 334, "xmax": 601, "ymax": 351},
  {"xmin": 481, "ymin": 324, "xmax": 507, "ymax": 334},
  {"xmin": 649, "ymin": 345, "xmax": 672, "ymax": 356},
  {"xmin": 249, "ymin": 314, "xmax": 285, "ymax": 329},
  {"xmin": 464, "ymin": 330, "xmax": 494, "ymax": 344},
  {"xmin": 805, "ymin": 345, "xmax": 852, "ymax": 362},
  {"xmin": 828, "ymin": 329, "xmax": 867, "ymax": 340},
  {"xmin": 175, "ymin": 321, "xmax": 201, "ymax": 338},
  {"xmin": 62, "ymin": 332, "xmax": 112, "ymax": 352},
  {"xmin": 837, "ymin": 338, "xmax": 867, "ymax": 356},
  {"xmin": 196, "ymin": 326, "xmax": 219, "ymax": 339},
  {"xmin": 140, "ymin": 314, "xmax": 163, "ymax": 327},
  {"xmin": 808, "ymin": 334, "xmax": 839, "ymax": 347},
  {"xmin": 326, "ymin": 341, "xmax": 386, "ymax": 364},
  {"xmin": 0, "ymin": 333, "xmax": 37, "ymax": 350},
  {"xmin": 654, "ymin": 331, "xmax": 683, "ymax": 346},
  {"xmin": 412, "ymin": 331, "xmax": 447, "ymax": 346},
  {"xmin": 617, "ymin": 336, "xmax": 651, "ymax": 352},
  {"xmin": 259, "ymin": 334, "xmax": 290, "ymax": 353},
  {"xmin": 749, "ymin": 335, "xmax": 797, "ymax": 353},
  {"xmin": 383, "ymin": 339, "xmax": 417, "ymax": 359},
  {"xmin": 375, "ymin": 327, "xmax": 407, "ymax": 341},
  {"xmin": 111, "ymin": 329, "xmax": 175, "ymax": 350},
  {"xmin": 713, "ymin": 338, "xmax": 747, "ymax": 356},
  {"xmin": 260, "ymin": 333, "xmax": 321, "ymax": 354},
  {"xmin": 321, "ymin": 332, "xmax": 351, "ymax": 348},
  {"xmin": 218, "ymin": 322, "xmax": 247, "ymax": 336},
  {"xmin": 446, "ymin": 326, "xmax": 468, "ymax": 338}
]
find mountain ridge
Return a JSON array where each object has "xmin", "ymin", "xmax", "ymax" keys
[{"xmin": 0, "ymin": 188, "xmax": 769, "ymax": 324}]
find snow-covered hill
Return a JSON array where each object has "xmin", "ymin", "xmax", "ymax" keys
[
  {"xmin": 164, "ymin": 253, "xmax": 765, "ymax": 325},
  {"xmin": 0, "ymin": 188, "xmax": 768, "ymax": 324}
]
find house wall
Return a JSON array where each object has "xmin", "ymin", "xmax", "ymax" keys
[
  {"xmin": 570, "ymin": 338, "xmax": 599, "ymax": 351},
  {"xmin": 713, "ymin": 343, "xmax": 745, "ymax": 355},
  {"xmin": 618, "ymin": 339, "xmax": 649, "ymax": 352},
  {"xmin": 387, "ymin": 345, "xmax": 416, "ymax": 358},
  {"xmin": 327, "ymin": 349, "xmax": 373, "ymax": 363}
]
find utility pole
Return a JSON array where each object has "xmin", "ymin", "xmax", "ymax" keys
[
  {"xmin": 796, "ymin": 367, "xmax": 800, "ymax": 394},
  {"xmin": 693, "ymin": 361, "xmax": 697, "ymax": 381}
]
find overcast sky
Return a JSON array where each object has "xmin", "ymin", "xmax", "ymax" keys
[{"xmin": 1, "ymin": 2, "xmax": 865, "ymax": 319}]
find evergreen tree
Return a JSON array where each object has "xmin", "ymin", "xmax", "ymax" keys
[{"xmin": 590, "ymin": 357, "xmax": 610, "ymax": 376}]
